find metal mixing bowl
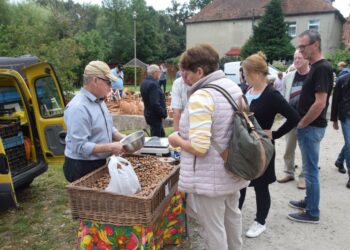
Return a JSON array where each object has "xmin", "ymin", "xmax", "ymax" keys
[{"xmin": 120, "ymin": 130, "xmax": 145, "ymax": 153}]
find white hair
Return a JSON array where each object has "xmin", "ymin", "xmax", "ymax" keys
[{"xmin": 147, "ymin": 64, "xmax": 160, "ymax": 75}]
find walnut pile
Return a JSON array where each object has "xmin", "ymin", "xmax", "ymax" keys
[{"xmin": 90, "ymin": 155, "xmax": 175, "ymax": 197}]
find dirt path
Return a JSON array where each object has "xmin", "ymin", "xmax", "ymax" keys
[{"xmin": 179, "ymin": 121, "xmax": 350, "ymax": 250}]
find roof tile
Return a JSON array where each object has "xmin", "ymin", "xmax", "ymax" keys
[{"xmin": 187, "ymin": 0, "xmax": 339, "ymax": 23}]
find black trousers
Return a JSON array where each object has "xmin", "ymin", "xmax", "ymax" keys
[
  {"xmin": 149, "ymin": 120, "xmax": 165, "ymax": 137},
  {"xmin": 63, "ymin": 156, "xmax": 106, "ymax": 183},
  {"xmin": 239, "ymin": 184, "xmax": 271, "ymax": 225},
  {"xmin": 159, "ymin": 79, "xmax": 166, "ymax": 93}
]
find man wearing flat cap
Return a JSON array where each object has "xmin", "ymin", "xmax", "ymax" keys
[{"xmin": 63, "ymin": 61, "xmax": 125, "ymax": 182}]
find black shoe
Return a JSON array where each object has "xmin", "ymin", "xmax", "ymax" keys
[
  {"xmin": 335, "ymin": 161, "xmax": 346, "ymax": 174},
  {"xmin": 287, "ymin": 212, "xmax": 319, "ymax": 224},
  {"xmin": 347, "ymin": 178, "xmax": 350, "ymax": 189},
  {"xmin": 288, "ymin": 200, "xmax": 306, "ymax": 210}
]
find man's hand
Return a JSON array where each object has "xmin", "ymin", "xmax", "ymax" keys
[
  {"xmin": 110, "ymin": 142, "xmax": 125, "ymax": 155},
  {"xmin": 297, "ymin": 120, "xmax": 307, "ymax": 129},
  {"xmin": 333, "ymin": 121, "xmax": 339, "ymax": 130}
]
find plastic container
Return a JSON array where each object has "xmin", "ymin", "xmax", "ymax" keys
[{"xmin": 3, "ymin": 132, "xmax": 24, "ymax": 149}]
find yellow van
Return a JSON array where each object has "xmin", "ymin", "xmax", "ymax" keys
[{"xmin": 0, "ymin": 56, "xmax": 66, "ymax": 210}]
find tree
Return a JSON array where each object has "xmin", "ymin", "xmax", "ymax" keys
[
  {"xmin": 189, "ymin": 0, "xmax": 212, "ymax": 11},
  {"xmin": 240, "ymin": 0, "xmax": 294, "ymax": 63},
  {"xmin": 326, "ymin": 49, "xmax": 350, "ymax": 72},
  {"xmin": 0, "ymin": 0, "xmax": 11, "ymax": 25},
  {"xmin": 161, "ymin": 0, "xmax": 191, "ymax": 60}
]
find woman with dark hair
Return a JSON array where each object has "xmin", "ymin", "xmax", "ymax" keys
[
  {"xmin": 168, "ymin": 44, "xmax": 249, "ymax": 250},
  {"xmin": 239, "ymin": 52, "xmax": 299, "ymax": 238}
]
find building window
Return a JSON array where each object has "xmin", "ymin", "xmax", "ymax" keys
[
  {"xmin": 288, "ymin": 22, "xmax": 296, "ymax": 37},
  {"xmin": 308, "ymin": 19, "xmax": 320, "ymax": 31}
]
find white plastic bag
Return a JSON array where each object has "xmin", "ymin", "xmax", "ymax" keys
[{"xmin": 105, "ymin": 156, "xmax": 141, "ymax": 195}]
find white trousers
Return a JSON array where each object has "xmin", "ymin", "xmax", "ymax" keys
[{"xmin": 191, "ymin": 191, "xmax": 242, "ymax": 250}]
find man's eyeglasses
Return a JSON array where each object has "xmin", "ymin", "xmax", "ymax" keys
[
  {"xmin": 297, "ymin": 41, "xmax": 315, "ymax": 50},
  {"xmin": 97, "ymin": 77, "xmax": 111, "ymax": 86}
]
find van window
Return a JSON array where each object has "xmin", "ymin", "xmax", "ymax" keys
[{"xmin": 35, "ymin": 77, "xmax": 64, "ymax": 118}]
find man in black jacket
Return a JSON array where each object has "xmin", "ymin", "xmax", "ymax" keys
[
  {"xmin": 140, "ymin": 64, "xmax": 167, "ymax": 137},
  {"xmin": 331, "ymin": 73, "xmax": 350, "ymax": 188}
]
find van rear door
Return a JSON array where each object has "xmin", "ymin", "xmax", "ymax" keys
[
  {"xmin": 23, "ymin": 63, "xmax": 66, "ymax": 164},
  {"xmin": 0, "ymin": 138, "xmax": 17, "ymax": 210}
]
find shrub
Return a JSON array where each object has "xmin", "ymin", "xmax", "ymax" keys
[
  {"xmin": 123, "ymin": 65, "xmax": 144, "ymax": 86},
  {"xmin": 272, "ymin": 62, "xmax": 288, "ymax": 72},
  {"xmin": 326, "ymin": 49, "xmax": 350, "ymax": 73}
]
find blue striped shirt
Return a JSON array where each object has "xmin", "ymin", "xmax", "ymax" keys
[{"xmin": 64, "ymin": 88, "xmax": 117, "ymax": 160}]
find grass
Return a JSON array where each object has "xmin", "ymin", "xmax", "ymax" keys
[
  {"xmin": 0, "ymin": 129, "xmax": 177, "ymax": 250},
  {"xmin": 0, "ymin": 164, "xmax": 190, "ymax": 250},
  {"xmin": 0, "ymin": 165, "xmax": 78, "ymax": 250}
]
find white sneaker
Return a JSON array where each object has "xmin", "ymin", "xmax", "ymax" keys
[{"xmin": 245, "ymin": 221, "xmax": 266, "ymax": 238}]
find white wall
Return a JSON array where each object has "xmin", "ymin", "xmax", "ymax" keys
[
  {"xmin": 186, "ymin": 12, "xmax": 342, "ymax": 57},
  {"xmin": 186, "ymin": 19, "xmax": 254, "ymax": 57},
  {"xmin": 285, "ymin": 13, "xmax": 343, "ymax": 54}
]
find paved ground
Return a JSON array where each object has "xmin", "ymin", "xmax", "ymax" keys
[{"xmin": 177, "ymin": 119, "xmax": 349, "ymax": 250}]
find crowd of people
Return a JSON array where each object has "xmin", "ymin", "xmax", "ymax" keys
[
  {"xmin": 62, "ymin": 29, "xmax": 349, "ymax": 250},
  {"xmin": 168, "ymin": 29, "xmax": 349, "ymax": 249}
]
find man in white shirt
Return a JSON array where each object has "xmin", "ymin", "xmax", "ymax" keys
[{"xmin": 170, "ymin": 73, "xmax": 190, "ymax": 131}]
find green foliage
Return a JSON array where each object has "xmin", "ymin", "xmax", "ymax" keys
[
  {"xmin": 0, "ymin": 0, "xmax": 193, "ymax": 92},
  {"xmin": 162, "ymin": 1, "xmax": 191, "ymax": 60},
  {"xmin": 326, "ymin": 49, "xmax": 350, "ymax": 72},
  {"xmin": 240, "ymin": 0, "xmax": 294, "ymax": 63},
  {"xmin": 37, "ymin": 38, "xmax": 83, "ymax": 92},
  {"xmin": 166, "ymin": 55, "xmax": 181, "ymax": 66},
  {"xmin": 272, "ymin": 61, "xmax": 288, "ymax": 72},
  {"xmin": 189, "ymin": 0, "xmax": 213, "ymax": 11},
  {"xmin": 74, "ymin": 30, "xmax": 111, "ymax": 86},
  {"xmin": 0, "ymin": 0, "xmax": 11, "ymax": 25},
  {"xmin": 123, "ymin": 65, "xmax": 144, "ymax": 85}
]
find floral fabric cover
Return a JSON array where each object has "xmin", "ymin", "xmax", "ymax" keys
[{"xmin": 76, "ymin": 192, "xmax": 186, "ymax": 250}]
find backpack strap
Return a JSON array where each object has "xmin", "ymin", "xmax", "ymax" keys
[
  {"xmin": 203, "ymin": 84, "xmax": 253, "ymax": 158},
  {"xmin": 205, "ymin": 84, "xmax": 240, "ymax": 111},
  {"xmin": 202, "ymin": 84, "xmax": 238, "ymax": 157},
  {"xmin": 204, "ymin": 84, "xmax": 254, "ymax": 131}
]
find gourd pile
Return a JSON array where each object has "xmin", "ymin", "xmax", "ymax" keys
[{"xmin": 106, "ymin": 89, "xmax": 173, "ymax": 117}]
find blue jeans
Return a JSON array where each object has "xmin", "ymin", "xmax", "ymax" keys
[
  {"xmin": 336, "ymin": 118, "xmax": 350, "ymax": 174},
  {"xmin": 297, "ymin": 126, "xmax": 326, "ymax": 218}
]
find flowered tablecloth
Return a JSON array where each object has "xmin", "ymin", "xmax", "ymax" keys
[{"xmin": 76, "ymin": 192, "xmax": 186, "ymax": 250}]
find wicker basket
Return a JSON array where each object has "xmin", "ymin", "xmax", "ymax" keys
[{"xmin": 67, "ymin": 163, "xmax": 179, "ymax": 226}]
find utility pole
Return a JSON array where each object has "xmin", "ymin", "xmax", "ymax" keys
[{"xmin": 133, "ymin": 11, "xmax": 137, "ymax": 88}]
